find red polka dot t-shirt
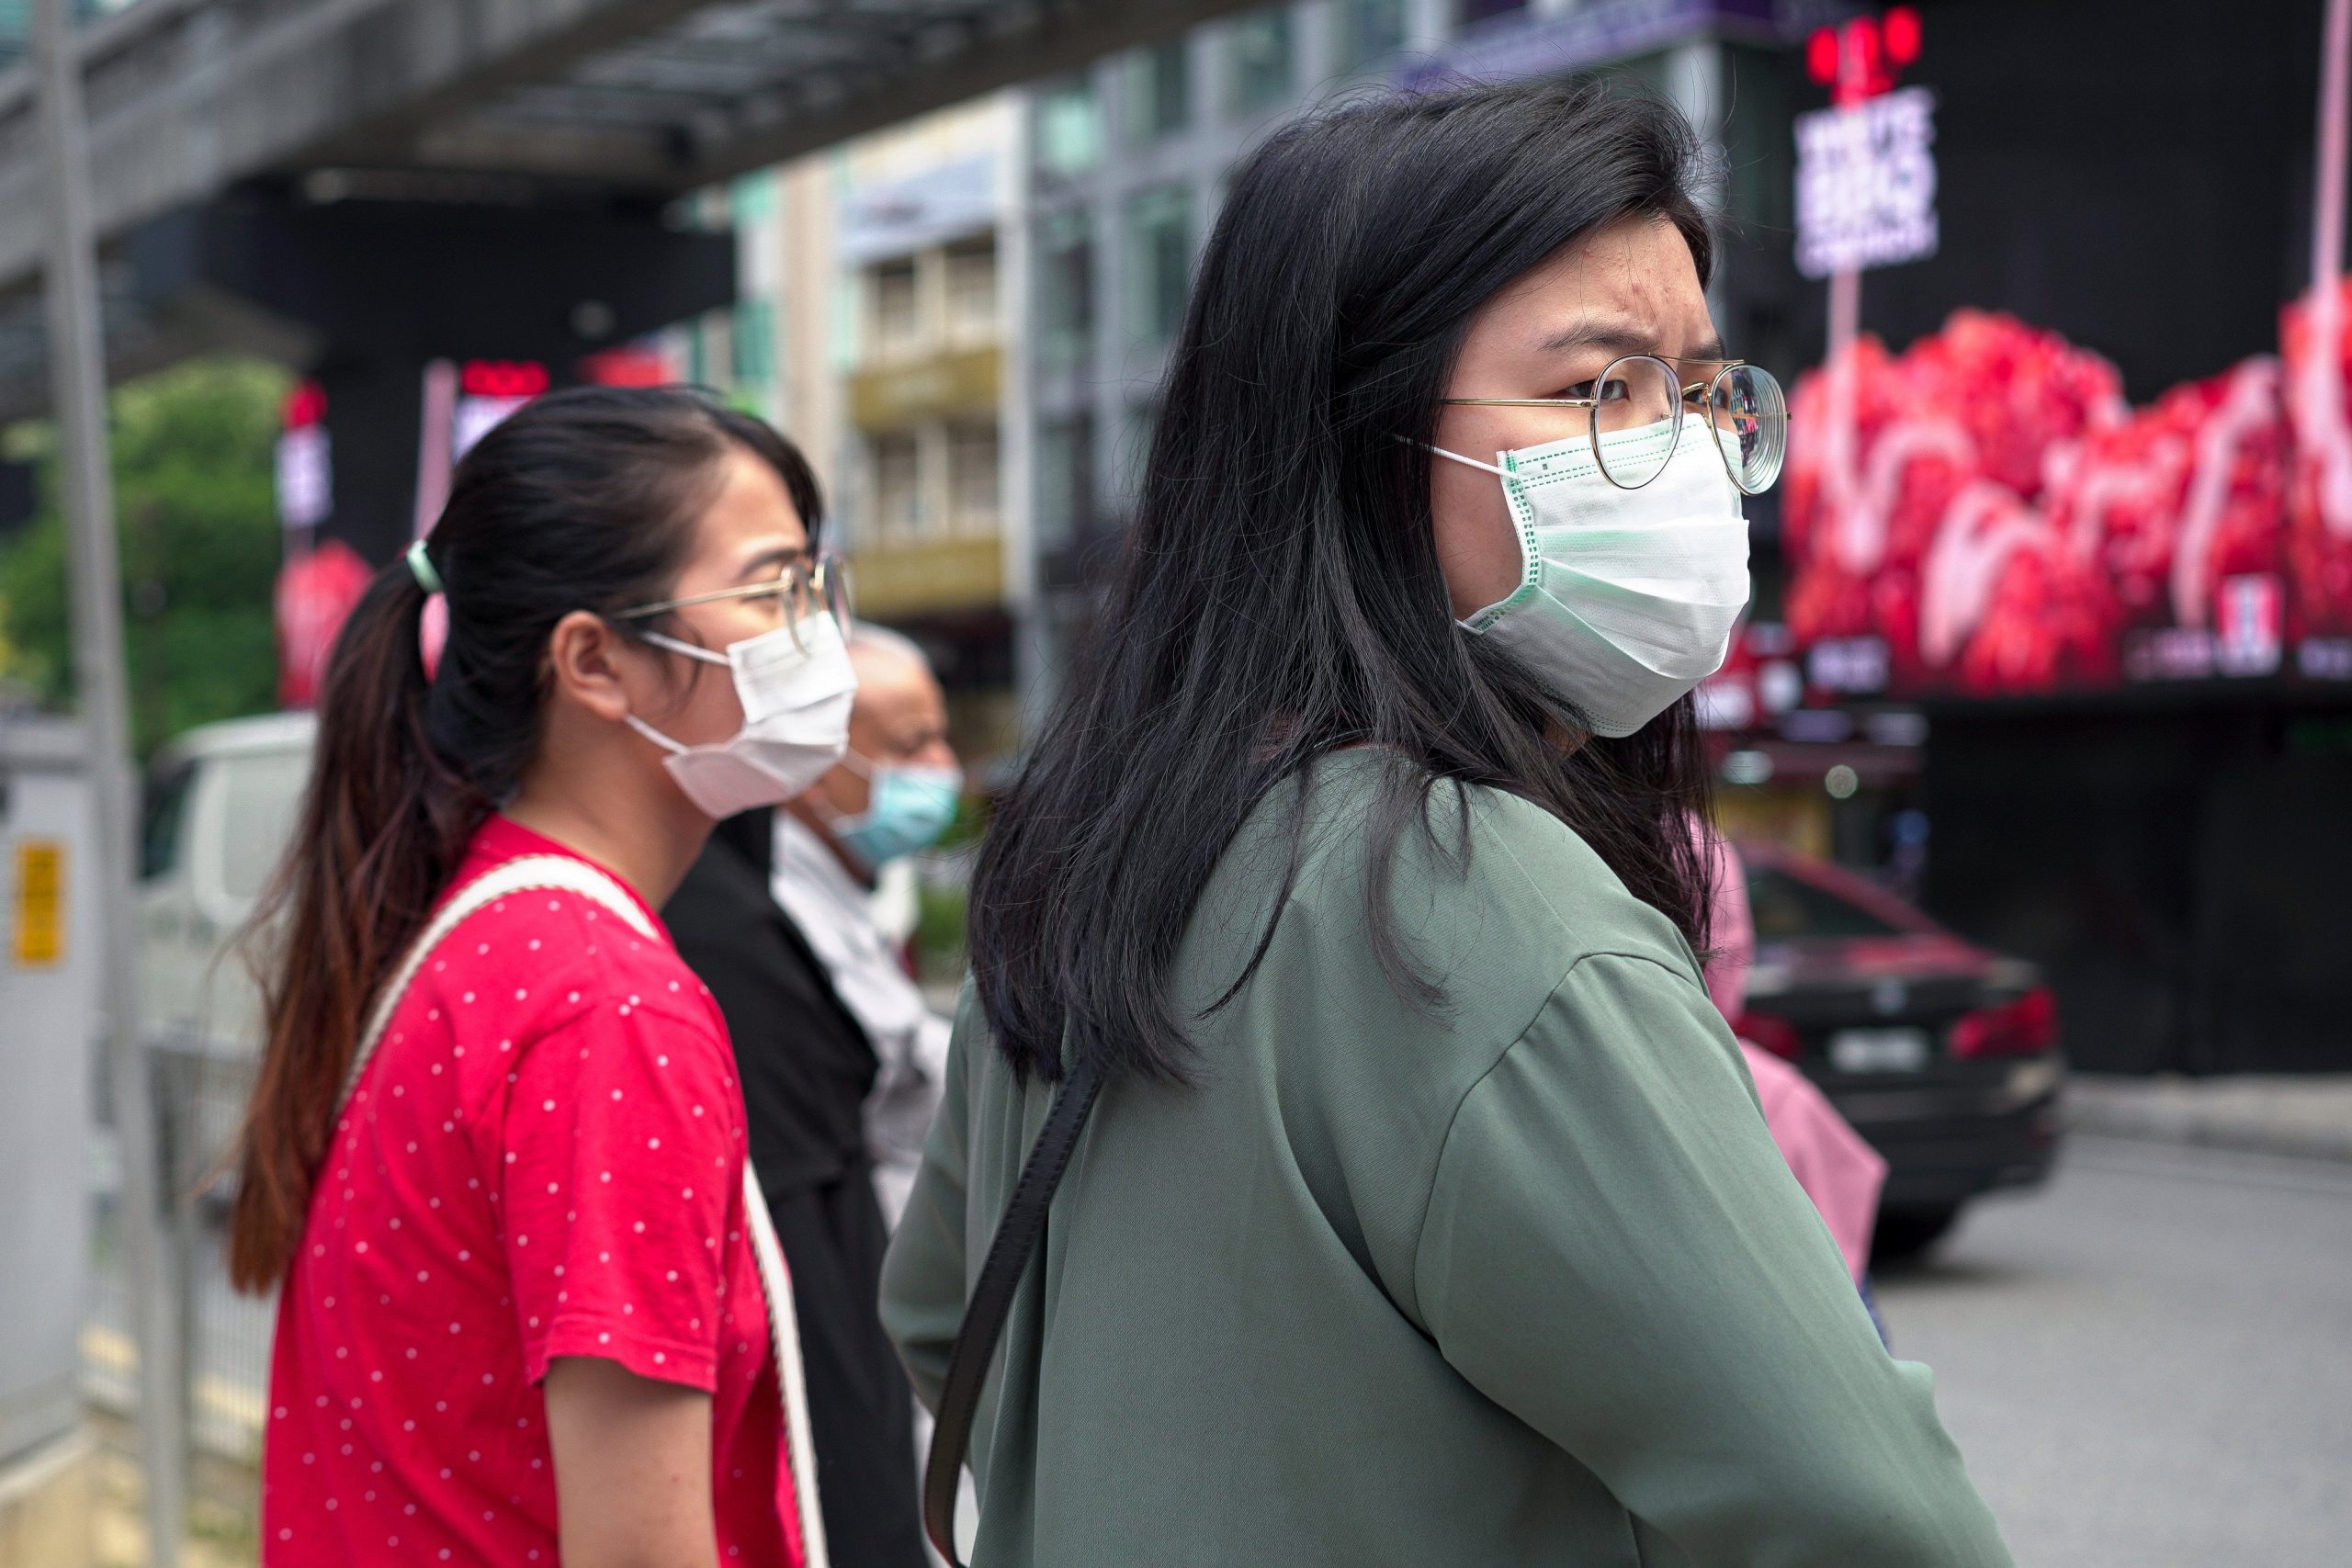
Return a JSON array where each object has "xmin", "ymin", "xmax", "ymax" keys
[{"xmin": 261, "ymin": 816, "xmax": 805, "ymax": 1565}]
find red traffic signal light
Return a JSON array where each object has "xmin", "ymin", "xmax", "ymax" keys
[
  {"xmin": 1807, "ymin": 6, "xmax": 1922, "ymax": 103},
  {"xmin": 282, "ymin": 380, "xmax": 327, "ymax": 430}
]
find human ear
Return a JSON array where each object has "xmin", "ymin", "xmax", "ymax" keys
[{"xmin": 544, "ymin": 611, "xmax": 641, "ymax": 725}]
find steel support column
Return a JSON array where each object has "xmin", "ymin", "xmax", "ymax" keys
[{"xmin": 30, "ymin": 0, "xmax": 187, "ymax": 1562}]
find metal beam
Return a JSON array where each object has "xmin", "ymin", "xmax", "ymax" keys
[
  {"xmin": 450, "ymin": 0, "xmax": 1268, "ymax": 189},
  {"xmin": 294, "ymin": 0, "xmax": 720, "ymax": 171},
  {"xmin": 0, "ymin": 0, "xmax": 1274, "ymax": 304},
  {"xmin": 30, "ymin": 0, "xmax": 187, "ymax": 1563},
  {"xmin": 0, "ymin": 0, "xmax": 1275, "ymax": 417},
  {"xmin": 0, "ymin": 0, "xmax": 710, "ymax": 290}
]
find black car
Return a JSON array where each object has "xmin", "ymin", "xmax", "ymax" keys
[{"xmin": 1730, "ymin": 843, "xmax": 2064, "ymax": 1259}]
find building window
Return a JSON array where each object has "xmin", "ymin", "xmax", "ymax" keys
[
  {"xmin": 1457, "ymin": 0, "xmax": 1529, "ymax": 27},
  {"xmin": 949, "ymin": 424, "xmax": 1001, "ymax": 534},
  {"xmin": 871, "ymin": 431, "xmax": 922, "ymax": 543},
  {"xmin": 1228, "ymin": 10, "xmax": 1294, "ymax": 118},
  {"xmin": 1125, "ymin": 39, "xmax": 1190, "ymax": 145},
  {"xmin": 1036, "ymin": 211, "xmax": 1094, "ymax": 369},
  {"xmin": 1035, "ymin": 75, "xmax": 1102, "ymax": 176},
  {"xmin": 1035, "ymin": 412, "xmax": 1094, "ymax": 554},
  {"xmin": 945, "ymin": 237, "xmax": 999, "ymax": 346},
  {"xmin": 1125, "ymin": 184, "xmax": 1193, "ymax": 348},
  {"xmin": 1339, "ymin": 0, "xmax": 1407, "ymax": 70},
  {"xmin": 869, "ymin": 258, "xmax": 922, "ymax": 363}
]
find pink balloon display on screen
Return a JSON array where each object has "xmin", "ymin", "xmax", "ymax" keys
[{"xmin": 275, "ymin": 538, "xmax": 375, "ymax": 709}]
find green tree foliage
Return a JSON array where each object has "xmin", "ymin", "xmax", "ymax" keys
[{"xmin": 0, "ymin": 355, "xmax": 288, "ymax": 755}]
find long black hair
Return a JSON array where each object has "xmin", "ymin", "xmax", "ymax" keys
[
  {"xmin": 232, "ymin": 386, "xmax": 821, "ymax": 1290},
  {"xmin": 968, "ymin": 79, "xmax": 1722, "ymax": 1085}
]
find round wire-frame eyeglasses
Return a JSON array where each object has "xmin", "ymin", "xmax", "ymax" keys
[
  {"xmin": 612, "ymin": 552, "xmax": 854, "ymax": 650},
  {"xmin": 1440, "ymin": 355, "xmax": 1788, "ymax": 495}
]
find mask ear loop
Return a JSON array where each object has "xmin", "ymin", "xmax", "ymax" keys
[
  {"xmin": 1398, "ymin": 438, "xmax": 1545, "ymax": 627},
  {"xmin": 616, "ymin": 624, "xmax": 727, "ymax": 758},
  {"xmin": 622, "ymin": 713, "xmax": 691, "ymax": 756},
  {"xmin": 635, "ymin": 628, "xmax": 731, "ymax": 667}
]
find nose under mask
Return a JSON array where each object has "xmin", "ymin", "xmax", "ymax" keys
[
  {"xmin": 821, "ymin": 750, "xmax": 963, "ymax": 871},
  {"xmin": 625, "ymin": 611, "xmax": 858, "ymax": 818},
  {"xmin": 1430, "ymin": 413, "xmax": 1751, "ymax": 738}
]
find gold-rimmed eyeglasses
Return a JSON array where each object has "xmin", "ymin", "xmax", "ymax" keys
[
  {"xmin": 613, "ymin": 552, "xmax": 854, "ymax": 649},
  {"xmin": 1441, "ymin": 355, "xmax": 1787, "ymax": 494}
]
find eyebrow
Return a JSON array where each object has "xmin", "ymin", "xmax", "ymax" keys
[
  {"xmin": 734, "ymin": 543, "xmax": 808, "ymax": 582},
  {"xmin": 1536, "ymin": 318, "xmax": 1732, "ymax": 365},
  {"xmin": 1536, "ymin": 317, "xmax": 1659, "ymax": 358}
]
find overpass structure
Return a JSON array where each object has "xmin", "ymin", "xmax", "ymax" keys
[{"xmin": 0, "ymin": 0, "xmax": 1258, "ymax": 431}]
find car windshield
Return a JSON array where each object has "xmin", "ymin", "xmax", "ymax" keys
[
  {"xmin": 140, "ymin": 763, "xmax": 195, "ymax": 881},
  {"xmin": 1746, "ymin": 864, "xmax": 1909, "ymax": 942}
]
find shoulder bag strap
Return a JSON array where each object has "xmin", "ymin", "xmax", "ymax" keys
[
  {"xmin": 744, "ymin": 1151, "xmax": 831, "ymax": 1568},
  {"xmin": 922, "ymin": 1055, "xmax": 1103, "ymax": 1567},
  {"xmin": 334, "ymin": 854, "xmax": 659, "ymax": 1115},
  {"xmin": 330, "ymin": 852, "xmax": 831, "ymax": 1568}
]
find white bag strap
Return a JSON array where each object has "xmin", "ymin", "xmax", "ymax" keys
[
  {"xmin": 338, "ymin": 856, "xmax": 658, "ymax": 1110},
  {"xmin": 746, "ymin": 1154, "xmax": 831, "ymax": 1568},
  {"xmin": 334, "ymin": 852, "xmax": 831, "ymax": 1568}
]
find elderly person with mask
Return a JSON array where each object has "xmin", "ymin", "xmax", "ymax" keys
[
  {"xmin": 665, "ymin": 623, "xmax": 961, "ymax": 1568},
  {"xmin": 778, "ymin": 623, "xmax": 962, "ymax": 1224}
]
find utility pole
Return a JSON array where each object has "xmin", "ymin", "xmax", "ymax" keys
[
  {"xmin": 29, "ymin": 1, "xmax": 187, "ymax": 1563},
  {"xmin": 2296, "ymin": 0, "xmax": 2352, "ymax": 537}
]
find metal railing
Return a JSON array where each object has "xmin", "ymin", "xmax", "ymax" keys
[{"xmin": 86, "ymin": 1043, "xmax": 270, "ymax": 1532}]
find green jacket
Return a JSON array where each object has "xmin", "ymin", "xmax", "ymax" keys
[{"xmin": 881, "ymin": 757, "xmax": 2010, "ymax": 1566}]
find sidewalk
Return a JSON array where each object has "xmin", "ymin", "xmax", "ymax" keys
[{"xmin": 2064, "ymin": 1073, "xmax": 2352, "ymax": 1163}]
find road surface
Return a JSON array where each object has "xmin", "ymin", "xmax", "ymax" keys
[{"xmin": 1876, "ymin": 1134, "xmax": 2352, "ymax": 1568}]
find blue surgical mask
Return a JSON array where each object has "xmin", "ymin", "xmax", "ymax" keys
[{"xmin": 834, "ymin": 754, "xmax": 962, "ymax": 869}]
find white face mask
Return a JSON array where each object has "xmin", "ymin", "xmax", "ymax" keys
[
  {"xmin": 624, "ymin": 610, "xmax": 857, "ymax": 818},
  {"xmin": 1430, "ymin": 412, "xmax": 1751, "ymax": 738}
]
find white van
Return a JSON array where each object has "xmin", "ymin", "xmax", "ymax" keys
[{"xmin": 138, "ymin": 712, "xmax": 316, "ymax": 1059}]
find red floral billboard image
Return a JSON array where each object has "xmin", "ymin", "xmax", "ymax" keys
[{"xmin": 1782, "ymin": 306, "xmax": 2346, "ymax": 695}]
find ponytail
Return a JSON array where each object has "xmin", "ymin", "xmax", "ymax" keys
[
  {"xmin": 225, "ymin": 385, "xmax": 827, "ymax": 1292},
  {"xmin": 228, "ymin": 559, "xmax": 484, "ymax": 1292}
]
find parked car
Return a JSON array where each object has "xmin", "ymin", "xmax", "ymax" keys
[
  {"xmin": 1730, "ymin": 842, "xmax": 2064, "ymax": 1260},
  {"xmin": 138, "ymin": 712, "xmax": 316, "ymax": 1061}
]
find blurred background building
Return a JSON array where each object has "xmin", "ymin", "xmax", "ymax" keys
[
  {"xmin": 688, "ymin": 95, "xmax": 1029, "ymax": 775},
  {"xmin": 1017, "ymin": 0, "xmax": 1767, "ymax": 686}
]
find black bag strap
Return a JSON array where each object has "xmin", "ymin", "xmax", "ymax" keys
[{"xmin": 922, "ymin": 1055, "xmax": 1103, "ymax": 1566}]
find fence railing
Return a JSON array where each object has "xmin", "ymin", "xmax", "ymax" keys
[{"xmin": 86, "ymin": 1043, "xmax": 271, "ymax": 1494}]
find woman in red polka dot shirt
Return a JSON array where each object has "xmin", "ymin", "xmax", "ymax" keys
[{"xmin": 229, "ymin": 388, "xmax": 855, "ymax": 1566}]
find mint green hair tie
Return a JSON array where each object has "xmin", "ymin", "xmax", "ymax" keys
[{"xmin": 406, "ymin": 538, "xmax": 445, "ymax": 596}]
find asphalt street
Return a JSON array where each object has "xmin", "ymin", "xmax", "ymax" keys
[{"xmin": 1875, "ymin": 1134, "xmax": 2352, "ymax": 1568}]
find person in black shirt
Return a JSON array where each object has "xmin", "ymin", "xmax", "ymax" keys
[{"xmin": 665, "ymin": 807, "xmax": 926, "ymax": 1568}]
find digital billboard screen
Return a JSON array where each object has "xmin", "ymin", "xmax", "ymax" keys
[{"xmin": 1782, "ymin": 302, "xmax": 2352, "ymax": 699}]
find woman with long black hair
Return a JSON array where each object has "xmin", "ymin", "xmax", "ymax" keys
[
  {"xmin": 232, "ymin": 388, "xmax": 847, "ymax": 1566},
  {"xmin": 882, "ymin": 82, "xmax": 2009, "ymax": 1565}
]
